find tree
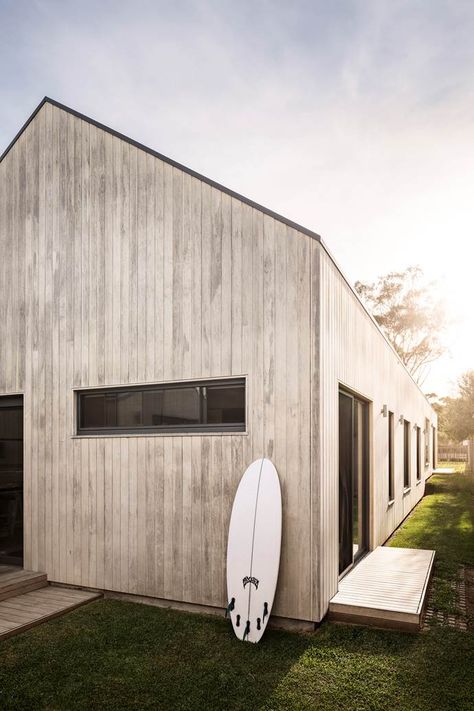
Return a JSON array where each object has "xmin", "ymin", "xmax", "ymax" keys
[
  {"xmin": 354, "ymin": 266, "xmax": 446, "ymax": 385},
  {"xmin": 441, "ymin": 371, "xmax": 474, "ymax": 442},
  {"xmin": 430, "ymin": 397, "xmax": 451, "ymax": 444}
]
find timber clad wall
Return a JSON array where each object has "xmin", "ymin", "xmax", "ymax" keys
[
  {"xmin": 0, "ymin": 99, "xmax": 437, "ymax": 624},
  {"xmin": 318, "ymin": 249, "xmax": 437, "ymax": 618},
  {"xmin": 0, "ymin": 103, "xmax": 316, "ymax": 621}
]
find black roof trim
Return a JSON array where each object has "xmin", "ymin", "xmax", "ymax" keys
[
  {"xmin": 0, "ymin": 97, "xmax": 49, "ymax": 164},
  {"xmin": 0, "ymin": 97, "xmax": 434, "ymax": 407},
  {"xmin": 1, "ymin": 96, "xmax": 322, "ymax": 243}
]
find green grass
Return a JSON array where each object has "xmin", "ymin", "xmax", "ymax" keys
[
  {"xmin": 389, "ymin": 464, "xmax": 474, "ymax": 616},
  {"xmin": 0, "ymin": 599, "xmax": 472, "ymax": 711},
  {"xmin": 0, "ymin": 469, "xmax": 472, "ymax": 711}
]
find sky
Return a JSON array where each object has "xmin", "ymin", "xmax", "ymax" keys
[{"xmin": 1, "ymin": 0, "xmax": 473, "ymax": 397}]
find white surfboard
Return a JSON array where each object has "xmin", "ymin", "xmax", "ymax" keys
[{"xmin": 226, "ymin": 458, "xmax": 282, "ymax": 643}]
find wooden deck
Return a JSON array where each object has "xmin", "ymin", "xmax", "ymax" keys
[
  {"xmin": 329, "ymin": 546, "xmax": 435, "ymax": 631},
  {"xmin": 0, "ymin": 566, "xmax": 101, "ymax": 641},
  {"xmin": 0, "ymin": 565, "xmax": 48, "ymax": 601}
]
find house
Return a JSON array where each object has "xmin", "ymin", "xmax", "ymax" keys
[{"xmin": 0, "ymin": 98, "xmax": 437, "ymax": 630}]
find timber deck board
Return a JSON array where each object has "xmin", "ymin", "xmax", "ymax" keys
[
  {"xmin": 0, "ymin": 587, "xmax": 102, "ymax": 641},
  {"xmin": 329, "ymin": 546, "xmax": 435, "ymax": 630},
  {"xmin": 0, "ymin": 565, "xmax": 48, "ymax": 601}
]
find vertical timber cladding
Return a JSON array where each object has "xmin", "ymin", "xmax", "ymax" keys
[
  {"xmin": 0, "ymin": 101, "xmax": 317, "ymax": 622},
  {"xmin": 317, "ymin": 246, "xmax": 437, "ymax": 620}
]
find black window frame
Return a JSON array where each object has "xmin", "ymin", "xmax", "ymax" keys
[
  {"xmin": 76, "ymin": 378, "xmax": 246, "ymax": 435},
  {"xmin": 403, "ymin": 419, "xmax": 411, "ymax": 490},
  {"xmin": 416, "ymin": 425, "xmax": 421, "ymax": 481},
  {"xmin": 388, "ymin": 411, "xmax": 395, "ymax": 502},
  {"xmin": 424, "ymin": 418, "xmax": 430, "ymax": 468}
]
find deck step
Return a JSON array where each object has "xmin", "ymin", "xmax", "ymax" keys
[
  {"xmin": 329, "ymin": 546, "xmax": 435, "ymax": 631},
  {"xmin": 0, "ymin": 586, "xmax": 102, "ymax": 641},
  {"xmin": 0, "ymin": 566, "xmax": 48, "ymax": 603}
]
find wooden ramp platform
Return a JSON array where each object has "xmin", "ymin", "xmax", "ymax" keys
[
  {"xmin": 0, "ymin": 565, "xmax": 48, "ymax": 601},
  {"xmin": 329, "ymin": 546, "xmax": 435, "ymax": 631},
  {"xmin": 0, "ymin": 583, "xmax": 101, "ymax": 641}
]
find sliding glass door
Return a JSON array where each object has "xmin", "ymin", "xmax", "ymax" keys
[
  {"xmin": 0, "ymin": 396, "xmax": 23, "ymax": 566},
  {"xmin": 339, "ymin": 390, "xmax": 369, "ymax": 576}
]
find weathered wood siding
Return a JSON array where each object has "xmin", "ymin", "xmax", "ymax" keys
[
  {"xmin": 316, "ymin": 248, "xmax": 437, "ymax": 620},
  {"xmin": 0, "ymin": 103, "xmax": 316, "ymax": 621}
]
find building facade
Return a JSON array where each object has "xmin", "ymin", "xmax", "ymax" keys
[{"xmin": 0, "ymin": 98, "xmax": 437, "ymax": 626}]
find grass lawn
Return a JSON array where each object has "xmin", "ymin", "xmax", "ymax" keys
[
  {"xmin": 0, "ymin": 470, "xmax": 473, "ymax": 711},
  {"xmin": 389, "ymin": 462, "xmax": 474, "ymax": 618}
]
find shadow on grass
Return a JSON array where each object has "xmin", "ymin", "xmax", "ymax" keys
[
  {"xmin": 0, "ymin": 600, "xmax": 473, "ymax": 711},
  {"xmin": 0, "ymin": 599, "xmax": 312, "ymax": 711},
  {"xmin": 0, "ymin": 473, "xmax": 472, "ymax": 710}
]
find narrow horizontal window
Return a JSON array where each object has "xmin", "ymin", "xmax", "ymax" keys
[{"xmin": 76, "ymin": 379, "xmax": 245, "ymax": 435}]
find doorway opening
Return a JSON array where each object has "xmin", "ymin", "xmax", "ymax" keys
[
  {"xmin": 338, "ymin": 389, "xmax": 369, "ymax": 577},
  {"xmin": 0, "ymin": 396, "xmax": 23, "ymax": 566}
]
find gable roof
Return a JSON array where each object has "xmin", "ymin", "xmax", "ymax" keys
[
  {"xmin": 0, "ymin": 96, "xmax": 322, "ymax": 244},
  {"xmin": 0, "ymin": 96, "xmax": 434, "ymax": 406}
]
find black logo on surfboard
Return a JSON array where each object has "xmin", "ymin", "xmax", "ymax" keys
[{"xmin": 243, "ymin": 576, "xmax": 259, "ymax": 589}]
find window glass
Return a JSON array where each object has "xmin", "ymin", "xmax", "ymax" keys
[
  {"xmin": 416, "ymin": 426, "xmax": 421, "ymax": 480},
  {"xmin": 403, "ymin": 419, "xmax": 410, "ymax": 488},
  {"xmin": 77, "ymin": 379, "xmax": 245, "ymax": 434},
  {"xmin": 81, "ymin": 394, "xmax": 105, "ymax": 429},
  {"xmin": 105, "ymin": 394, "xmax": 117, "ymax": 427},
  {"xmin": 116, "ymin": 391, "xmax": 142, "ymax": 427},
  {"xmin": 161, "ymin": 388, "xmax": 200, "ymax": 425},
  {"xmin": 206, "ymin": 385, "xmax": 245, "ymax": 424},
  {"xmin": 142, "ymin": 390, "xmax": 164, "ymax": 426},
  {"xmin": 425, "ymin": 418, "xmax": 430, "ymax": 466},
  {"xmin": 388, "ymin": 412, "xmax": 394, "ymax": 501}
]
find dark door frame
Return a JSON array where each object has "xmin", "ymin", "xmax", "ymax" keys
[
  {"xmin": 0, "ymin": 394, "xmax": 24, "ymax": 567},
  {"xmin": 338, "ymin": 387, "xmax": 370, "ymax": 579}
]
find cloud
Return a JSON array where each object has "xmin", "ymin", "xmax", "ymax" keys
[{"xmin": 1, "ymin": 0, "xmax": 474, "ymax": 393}]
